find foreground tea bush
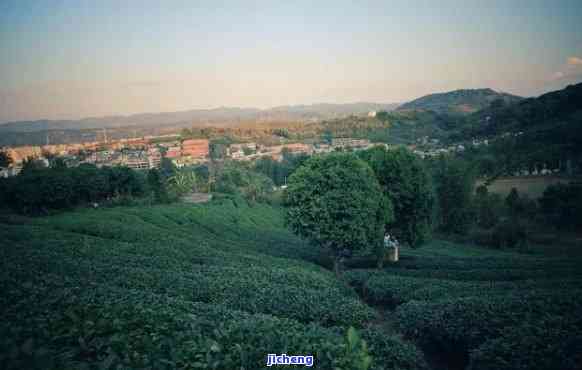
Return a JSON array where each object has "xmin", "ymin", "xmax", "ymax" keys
[
  {"xmin": 0, "ymin": 200, "xmax": 413, "ymax": 369},
  {"xmin": 394, "ymin": 291, "xmax": 582, "ymax": 357},
  {"xmin": 0, "ymin": 279, "xmax": 424, "ymax": 370},
  {"xmin": 468, "ymin": 316, "xmax": 582, "ymax": 370},
  {"xmin": 346, "ymin": 270, "xmax": 580, "ymax": 306}
]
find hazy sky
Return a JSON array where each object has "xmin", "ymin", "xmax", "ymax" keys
[{"xmin": 1, "ymin": 0, "xmax": 581, "ymax": 122}]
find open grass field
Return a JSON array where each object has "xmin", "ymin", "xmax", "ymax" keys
[
  {"xmin": 1, "ymin": 198, "xmax": 581, "ymax": 370},
  {"xmin": 476, "ymin": 176, "xmax": 572, "ymax": 199}
]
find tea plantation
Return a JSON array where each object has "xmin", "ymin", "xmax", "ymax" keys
[
  {"xmin": 0, "ymin": 197, "xmax": 427, "ymax": 370},
  {"xmin": 346, "ymin": 241, "xmax": 582, "ymax": 370},
  {"xmin": 2, "ymin": 198, "xmax": 581, "ymax": 369}
]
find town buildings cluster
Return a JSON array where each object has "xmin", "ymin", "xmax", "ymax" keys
[{"xmin": 0, "ymin": 134, "xmax": 381, "ymax": 178}]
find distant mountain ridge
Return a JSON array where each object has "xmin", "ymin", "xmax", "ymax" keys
[
  {"xmin": 0, "ymin": 102, "xmax": 399, "ymax": 134},
  {"xmin": 397, "ymin": 88, "xmax": 523, "ymax": 115}
]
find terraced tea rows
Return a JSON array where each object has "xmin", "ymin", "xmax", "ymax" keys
[
  {"xmin": 347, "ymin": 241, "xmax": 582, "ymax": 370},
  {"xmin": 0, "ymin": 198, "xmax": 425, "ymax": 370}
]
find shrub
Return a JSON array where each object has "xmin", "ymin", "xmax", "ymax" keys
[
  {"xmin": 490, "ymin": 219, "xmax": 528, "ymax": 249},
  {"xmin": 468, "ymin": 316, "xmax": 582, "ymax": 370},
  {"xmin": 540, "ymin": 183, "xmax": 582, "ymax": 230},
  {"xmin": 395, "ymin": 291, "xmax": 582, "ymax": 361}
]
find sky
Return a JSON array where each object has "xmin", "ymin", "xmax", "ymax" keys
[{"xmin": 0, "ymin": 0, "xmax": 581, "ymax": 122}]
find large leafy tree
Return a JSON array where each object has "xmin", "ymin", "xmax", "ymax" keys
[
  {"xmin": 431, "ymin": 155, "xmax": 476, "ymax": 234},
  {"xmin": 359, "ymin": 147, "xmax": 434, "ymax": 247},
  {"xmin": 284, "ymin": 153, "xmax": 392, "ymax": 276}
]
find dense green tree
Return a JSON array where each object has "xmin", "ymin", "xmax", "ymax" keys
[
  {"xmin": 215, "ymin": 163, "xmax": 274, "ymax": 202},
  {"xmin": 284, "ymin": 153, "xmax": 392, "ymax": 276},
  {"xmin": 359, "ymin": 147, "xmax": 434, "ymax": 247},
  {"xmin": 147, "ymin": 168, "xmax": 169, "ymax": 203},
  {"xmin": 376, "ymin": 111, "xmax": 389, "ymax": 122},
  {"xmin": 105, "ymin": 166, "xmax": 146, "ymax": 198},
  {"xmin": 159, "ymin": 157, "xmax": 177, "ymax": 179},
  {"xmin": 20, "ymin": 157, "xmax": 47, "ymax": 174},
  {"xmin": 254, "ymin": 153, "xmax": 309, "ymax": 186},
  {"xmin": 505, "ymin": 188, "xmax": 521, "ymax": 219},
  {"xmin": 540, "ymin": 183, "xmax": 582, "ymax": 231},
  {"xmin": 474, "ymin": 185, "xmax": 503, "ymax": 229},
  {"xmin": 71, "ymin": 164, "xmax": 110, "ymax": 203},
  {"xmin": 432, "ymin": 156, "xmax": 476, "ymax": 234}
]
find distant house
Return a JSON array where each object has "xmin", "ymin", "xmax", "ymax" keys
[
  {"xmin": 331, "ymin": 138, "xmax": 370, "ymax": 150},
  {"xmin": 368, "ymin": 111, "xmax": 377, "ymax": 117}
]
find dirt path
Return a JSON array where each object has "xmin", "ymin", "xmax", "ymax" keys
[
  {"xmin": 181, "ymin": 193, "xmax": 212, "ymax": 204},
  {"xmin": 352, "ymin": 283, "xmax": 460, "ymax": 370}
]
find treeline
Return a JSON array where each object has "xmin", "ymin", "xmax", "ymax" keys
[
  {"xmin": 426, "ymin": 154, "xmax": 582, "ymax": 249},
  {"xmin": 0, "ymin": 162, "xmax": 168, "ymax": 215}
]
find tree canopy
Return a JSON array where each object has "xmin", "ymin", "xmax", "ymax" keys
[
  {"xmin": 359, "ymin": 147, "xmax": 434, "ymax": 247},
  {"xmin": 284, "ymin": 153, "xmax": 392, "ymax": 273}
]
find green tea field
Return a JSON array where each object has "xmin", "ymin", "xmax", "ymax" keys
[
  {"xmin": 0, "ymin": 197, "xmax": 425, "ymax": 370},
  {"xmin": 1, "ymin": 197, "xmax": 581, "ymax": 369}
]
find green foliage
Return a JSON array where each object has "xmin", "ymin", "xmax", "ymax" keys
[
  {"xmin": 0, "ymin": 201, "xmax": 427, "ymax": 369},
  {"xmin": 338, "ymin": 327, "xmax": 373, "ymax": 370},
  {"xmin": 468, "ymin": 316, "xmax": 582, "ymax": 370},
  {"xmin": 489, "ymin": 219, "xmax": 528, "ymax": 249},
  {"xmin": 147, "ymin": 168, "xmax": 169, "ymax": 203},
  {"xmin": 215, "ymin": 163, "xmax": 274, "ymax": 202},
  {"xmin": 209, "ymin": 138, "xmax": 231, "ymax": 160},
  {"xmin": 430, "ymin": 155, "xmax": 476, "ymax": 234},
  {"xmin": 459, "ymin": 82, "xmax": 582, "ymax": 176},
  {"xmin": 473, "ymin": 185, "xmax": 503, "ymax": 228},
  {"xmin": 376, "ymin": 111, "xmax": 389, "ymax": 122},
  {"xmin": 254, "ymin": 153, "xmax": 308, "ymax": 186},
  {"xmin": 395, "ymin": 291, "xmax": 582, "ymax": 366},
  {"xmin": 345, "ymin": 239, "xmax": 582, "ymax": 369},
  {"xmin": 167, "ymin": 169, "xmax": 198, "ymax": 195},
  {"xmin": 359, "ymin": 147, "xmax": 434, "ymax": 247},
  {"xmin": 539, "ymin": 183, "xmax": 582, "ymax": 230},
  {"xmin": 2, "ymin": 165, "xmax": 151, "ymax": 215},
  {"xmin": 284, "ymin": 153, "xmax": 390, "ymax": 260}
]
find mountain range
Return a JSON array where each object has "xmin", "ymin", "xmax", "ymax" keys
[{"xmin": 0, "ymin": 103, "xmax": 399, "ymax": 134}]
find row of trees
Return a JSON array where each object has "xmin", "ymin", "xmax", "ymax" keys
[
  {"xmin": 284, "ymin": 147, "xmax": 435, "ymax": 274},
  {"xmin": 283, "ymin": 145, "xmax": 582, "ymax": 271},
  {"xmin": 0, "ymin": 163, "xmax": 163, "ymax": 215}
]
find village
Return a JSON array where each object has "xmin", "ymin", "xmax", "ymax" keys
[{"xmin": 0, "ymin": 134, "xmax": 386, "ymax": 177}]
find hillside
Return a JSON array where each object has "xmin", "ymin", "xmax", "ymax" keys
[
  {"xmin": 0, "ymin": 198, "xmax": 428, "ymax": 369},
  {"xmin": 2, "ymin": 198, "xmax": 581, "ymax": 369},
  {"xmin": 466, "ymin": 82, "xmax": 582, "ymax": 138},
  {"xmin": 397, "ymin": 88, "xmax": 523, "ymax": 115},
  {"xmin": 456, "ymin": 82, "xmax": 582, "ymax": 175}
]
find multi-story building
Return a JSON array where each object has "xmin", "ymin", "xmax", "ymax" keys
[
  {"xmin": 147, "ymin": 148, "xmax": 162, "ymax": 168},
  {"xmin": 181, "ymin": 139, "xmax": 209, "ymax": 159}
]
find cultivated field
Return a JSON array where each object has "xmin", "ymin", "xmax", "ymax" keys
[
  {"xmin": 1, "ymin": 199, "xmax": 581, "ymax": 369},
  {"xmin": 0, "ymin": 197, "xmax": 424, "ymax": 370},
  {"xmin": 477, "ymin": 176, "xmax": 572, "ymax": 199}
]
